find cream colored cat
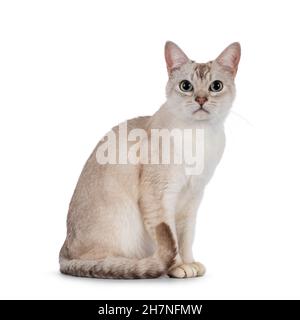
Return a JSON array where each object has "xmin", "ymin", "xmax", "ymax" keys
[{"xmin": 59, "ymin": 41, "xmax": 241, "ymax": 279}]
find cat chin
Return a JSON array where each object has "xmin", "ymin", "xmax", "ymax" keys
[
  {"xmin": 193, "ymin": 115, "xmax": 211, "ymax": 121},
  {"xmin": 191, "ymin": 111, "xmax": 213, "ymax": 121}
]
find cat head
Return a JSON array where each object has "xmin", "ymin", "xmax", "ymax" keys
[{"xmin": 165, "ymin": 41, "xmax": 241, "ymax": 122}]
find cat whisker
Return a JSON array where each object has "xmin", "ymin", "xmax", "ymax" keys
[{"xmin": 229, "ymin": 110, "xmax": 254, "ymax": 127}]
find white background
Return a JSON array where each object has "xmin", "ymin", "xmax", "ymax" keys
[{"xmin": 0, "ymin": 0, "xmax": 299, "ymax": 299}]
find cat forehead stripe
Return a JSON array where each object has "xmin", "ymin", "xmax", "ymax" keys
[{"xmin": 193, "ymin": 62, "xmax": 212, "ymax": 80}]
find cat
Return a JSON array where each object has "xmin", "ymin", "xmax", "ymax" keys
[{"xmin": 59, "ymin": 41, "xmax": 241, "ymax": 279}]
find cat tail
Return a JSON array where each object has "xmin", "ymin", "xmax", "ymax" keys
[{"xmin": 59, "ymin": 222, "xmax": 177, "ymax": 279}]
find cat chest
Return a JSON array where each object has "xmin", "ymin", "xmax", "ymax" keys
[{"xmin": 174, "ymin": 127, "xmax": 225, "ymax": 182}]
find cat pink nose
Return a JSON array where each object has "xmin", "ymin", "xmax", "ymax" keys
[{"xmin": 195, "ymin": 96, "xmax": 208, "ymax": 106}]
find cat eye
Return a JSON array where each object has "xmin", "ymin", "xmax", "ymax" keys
[
  {"xmin": 209, "ymin": 80, "xmax": 223, "ymax": 92},
  {"xmin": 179, "ymin": 80, "xmax": 193, "ymax": 92}
]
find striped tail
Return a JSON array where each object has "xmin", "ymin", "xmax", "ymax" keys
[{"xmin": 59, "ymin": 222, "xmax": 176, "ymax": 279}]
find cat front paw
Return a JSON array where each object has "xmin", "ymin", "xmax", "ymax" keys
[{"xmin": 168, "ymin": 262, "xmax": 206, "ymax": 278}]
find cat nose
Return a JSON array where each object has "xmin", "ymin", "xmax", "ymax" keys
[{"xmin": 195, "ymin": 96, "xmax": 208, "ymax": 106}]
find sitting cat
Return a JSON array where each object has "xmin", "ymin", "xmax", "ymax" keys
[{"xmin": 59, "ymin": 41, "xmax": 241, "ymax": 279}]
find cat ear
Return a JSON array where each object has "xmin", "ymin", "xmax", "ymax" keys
[
  {"xmin": 216, "ymin": 42, "xmax": 241, "ymax": 76},
  {"xmin": 165, "ymin": 41, "xmax": 189, "ymax": 75}
]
